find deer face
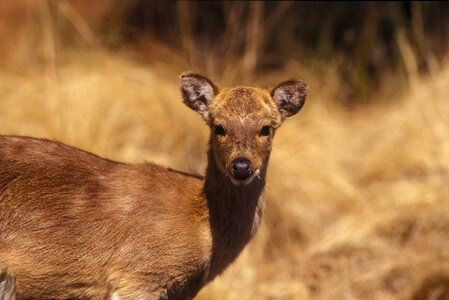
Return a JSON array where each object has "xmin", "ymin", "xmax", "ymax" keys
[{"xmin": 181, "ymin": 74, "xmax": 306, "ymax": 186}]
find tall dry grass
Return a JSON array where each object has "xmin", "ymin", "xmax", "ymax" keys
[{"xmin": 0, "ymin": 1, "xmax": 448, "ymax": 299}]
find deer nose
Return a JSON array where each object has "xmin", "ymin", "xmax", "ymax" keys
[{"xmin": 231, "ymin": 157, "xmax": 251, "ymax": 179}]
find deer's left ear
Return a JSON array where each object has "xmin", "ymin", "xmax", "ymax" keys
[
  {"xmin": 271, "ymin": 80, "xmax": 307, "ymax": 119},
  {"xmin": 181, "ymin": 73, "xmax": 219, "ymax": 122}
]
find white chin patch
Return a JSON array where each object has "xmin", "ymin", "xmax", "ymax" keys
[
  {"xmin": 230, "ymin": 169, "xmax": 260, "ymax": 186},
  {"xmin": 110, "ymin": 293, "xmax": 120, "ymax": 300}
]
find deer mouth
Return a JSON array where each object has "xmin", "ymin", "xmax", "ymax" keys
[{"xmin": 229, "ymin": 169, "xmax": 260, "ymax": 186}]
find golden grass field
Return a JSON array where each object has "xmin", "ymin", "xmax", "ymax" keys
[{"xmin": 1, "ymin": 2, "xmax": 449, "ymax": 299}]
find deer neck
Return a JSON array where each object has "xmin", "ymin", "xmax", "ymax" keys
[{"xmin": 203, "ymin": 147, "xmax": 266, "ymax": 280}]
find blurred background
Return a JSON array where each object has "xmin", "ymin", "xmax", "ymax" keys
[{"xmin": 1, "ymin": 1, "xmax": 449, "ymax": 299}]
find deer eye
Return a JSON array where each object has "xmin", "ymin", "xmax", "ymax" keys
[
  {"xmin": 214, "ymin": 125, "xmax": 226, "ymax": 136},
  {"xmin": 260, "ymin": 126, "xmax": 271, "ymax": 136}
]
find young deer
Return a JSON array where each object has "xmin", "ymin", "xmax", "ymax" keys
[{"xmin": 0, "ymin": 74, "xmax": 306, "ymax": 299}]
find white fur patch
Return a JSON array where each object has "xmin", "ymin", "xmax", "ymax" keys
[
  {"xmin": 184, "ymin": 84, "xmax": 213, "ymax": 106},
  {"xmin": 198, "ymin": 84, "xmax": 214, "ymax": 105}
]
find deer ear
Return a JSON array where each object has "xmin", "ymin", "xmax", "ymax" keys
[
  {"xmin": 271, "ymin": 80, "xmax": 307, "ymax": 118},
  {"xmin": 181, "ymin": 73, "xmax": 219, "ymax": 121}
]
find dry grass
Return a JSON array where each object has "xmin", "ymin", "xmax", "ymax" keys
[
  {"xmin": 196, "ymin": 63, "xmax": 449, "ymax": 299},
  {"xmin": 1, "ymin": 2, "xmax": 449, "ymax": 299},
  {"xmin": 1, "ymin": 49, "xmax": 448, "ymax": 299}
]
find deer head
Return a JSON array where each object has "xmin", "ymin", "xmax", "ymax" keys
[{"xmin": 181, "ymin": 73, "xmax": 307, "ymax": 186}]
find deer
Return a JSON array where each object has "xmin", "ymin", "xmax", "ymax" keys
[{"xmin": 0, "ymin": 73, "xmax": 307, "ymax": 299}]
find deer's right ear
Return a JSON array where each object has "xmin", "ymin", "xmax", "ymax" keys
[{"xmin": 181, "ymin": 73, "xmax": 219, "ymax": 121}]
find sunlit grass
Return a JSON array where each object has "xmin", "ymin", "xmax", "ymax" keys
[{"xmin": 1, "ymin": 48, "xmax": 448, "ymax": 299}]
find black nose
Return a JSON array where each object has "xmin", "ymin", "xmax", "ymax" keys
[{"xmin": 231, "ymin": 157, "xmax": 251, "ymax": 179}]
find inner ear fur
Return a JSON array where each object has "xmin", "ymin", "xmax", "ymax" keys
[
  {"xmin": 180, "ymin": 73, "xmax": 219, "ymax": 121},
  {"xmin": 271, "ymin": 80, "xmax": 307, "ymax": 118}
]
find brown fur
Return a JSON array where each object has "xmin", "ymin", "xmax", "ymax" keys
[{"xmin": 0, "ymin": 74, "xmax": 306, "ymax": 299}]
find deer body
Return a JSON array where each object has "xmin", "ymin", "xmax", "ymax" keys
[{"xmin": 0, "ymin": 74, "xmax": 306, "ymax": 299}]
